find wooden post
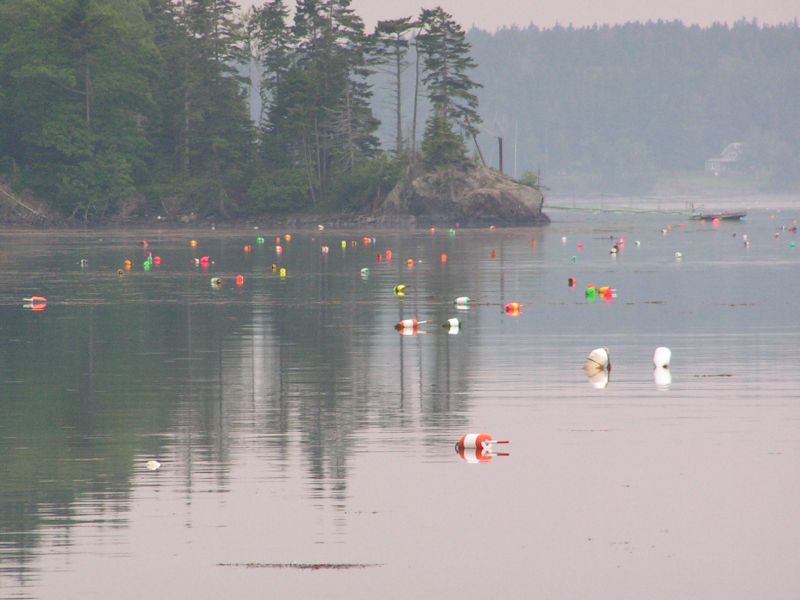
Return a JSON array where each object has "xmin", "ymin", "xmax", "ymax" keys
[{"xmin": 498, "ymin": 137, "xmax": 504, "ymax": 173}]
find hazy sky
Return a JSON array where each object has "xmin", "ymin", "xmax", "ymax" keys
[{"xmin": 240, "ymin": 0, "xmax": 799, "ymax": 30}]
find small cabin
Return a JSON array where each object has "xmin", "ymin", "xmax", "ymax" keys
[{"xmin": 704, "ymin": 142, "xmax": 745, "ymax": 176}]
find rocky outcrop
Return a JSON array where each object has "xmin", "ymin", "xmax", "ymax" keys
[{"xmin": 377, "ymin": 165, "xmax": 549, "ymax": 226}]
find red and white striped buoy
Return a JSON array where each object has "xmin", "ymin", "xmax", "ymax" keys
[
  {"xmin": 455, "ymin": 433, "xmax": 509, "ymax": 463},
  {"xmin": 394, "ymin": 319, "xmax": 431, "ymax": 332}
]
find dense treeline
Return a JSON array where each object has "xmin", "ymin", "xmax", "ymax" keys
[
  {"xmin": 0, "ymin": 0, "xmax": 481, "ymax": 220},
  {"xmin": 466, "ymin": 20, "xmax": 800, "ymax": 192}
]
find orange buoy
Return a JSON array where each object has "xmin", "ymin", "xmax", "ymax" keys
[
  {"xmin": 362, "ymin": 236, "xmax": 371, "ymax": 245},
  {"xmin": 284, "ymin": 234, "xmax": 292, "ymax": 242},
  {"xmin": 504, "ymin": 302, "xmax": 522, "ymax": 315},
  {"xmin": 124, "ymin": 259, "xmax": 133, "ymax": 270},
  {"xmin": 407, "ymin": 258, "xmax": 414, "ymax": 268},
  {"xmin": 190, "ymin": 240, "xmax": 198, "ymax": 248},
  {"xmin": 456, "ymin": 433, "xmax": 510, "ymax": 452},
  {"xmin": 236, "ymin": 274, "xmax": 244, "ymax": 286},
  {"xmin": 394, "ymin": 319, "xmax": 431, "ymax": 331},
  {"xmin": 441, "ymin": 253, "xmax": 447, "ymax": 263},
  {"xmin": 244, "ymin": 244, "xmax": 252, "ymax": 253},
  {"xmin": 23, "ymin": 296, "xmax": 48, "ymax": 311}
]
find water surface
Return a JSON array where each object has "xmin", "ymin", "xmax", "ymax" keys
[{"xmin": 1, "ymin": 206, "xmax": 799, "ymax": 598}]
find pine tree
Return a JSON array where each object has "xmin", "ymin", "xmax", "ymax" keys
[
  {"xmin": 372, "ymin": 17, "xmax": 416, "ymax": 156},
  {"xmin": 417, "ymin": 7, "xmax": 482, "ymax": 168}
]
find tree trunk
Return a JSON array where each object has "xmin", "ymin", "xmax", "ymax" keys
[{"xmin": 411, "ymin": 39, "xmax": 420, "ymax": 164}]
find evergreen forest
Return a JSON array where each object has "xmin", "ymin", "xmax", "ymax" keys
[{"xmin": 1, "ymin": 2, "xmax": 798, "ymax": 222}]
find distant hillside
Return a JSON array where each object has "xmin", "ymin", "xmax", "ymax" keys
[{"xmin": 462, "ymin": 20, "xmax": 800, "ymax": 193}]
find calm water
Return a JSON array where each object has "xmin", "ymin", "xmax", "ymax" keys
[{"xmin": 1, "ymin": 205, "xmax": 799, "ymax": 599}]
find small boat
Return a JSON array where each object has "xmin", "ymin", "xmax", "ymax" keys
[{"xmin": 690, "ymin": 210, "xmax": 747, "ymax": 221}]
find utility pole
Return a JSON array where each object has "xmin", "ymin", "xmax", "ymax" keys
[{"xmin": 498, "ymin": 137, "xmax": 504, "ymax": 173}]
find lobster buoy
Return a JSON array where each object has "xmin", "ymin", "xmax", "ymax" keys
[
  {"xmin": 200, "ymin": 256, "xmax": 211, "ymax": 266},
  {"xmin": 441, "ymin": 253, "xmax": 447, "ymax": 263},
  {"xmin": 394, "ymin": 319, "xmax": 431, "ymax": 331},
  {"xmin": 584, "ymin": 347, "xmax": 610, "ymax": 375},
  {"xmin": 190, "ymin": 239, "xmax": 198, "ymax": 248},
  {"xmin": 443, "ymin": 317, "xmax": 460, "ymax": 329},
  {"xmin": 504, "ymin": 302, "xmax": 522, "ymax": 315},
  {"xmin": 276, "ymin": 245, "xmax": 283, "ymax": 255},
  {"xmin": 455, "ymin": 434, "xmax": 510, "ymax": 463},
  {"xmin": 153, "ymin": 256, "xmax": 161, "ymax": 266},
  {"xmin": 146, "ymin": 460, "xmax": 161, "ymax": 471},
  {"xmin": 256, "ymin": 236, "xmax": 265, "ymax": 245},
  {"xmin": 284, "ymin": 233, "xmax": 292, "ymax": 242},
  {"xmin": 321, "ymin": 245, "xmax": 330, "ymax": 254},
  {"xmin": 393, "ymin": 284, "xmax": 407, "ymax": 296},
  {"xmin": 236, "ymin": 274, "xmax": 244, "ymax": 287},
  {"xmin": 385, "ymin": 250, "xmax": 392, "ymax": 261},
  {"xmin": 360, "ymin": 267, "xmax": 370, "ymax": 278},
  {"xmin": 244, "ymin": 244, "xmax": 252, "ymax": 253},
  {"xmin": 210, "ymin": 277, "xmax": 222, "ymax": 288},
  {"xmin": 568, "ymin": 277, "xmax": 577, "ymax": 287},
  {"xmin": 654, "ymin": 366, "xmax": 672, "ymax": 390},
  {"xmin": 280, "ymin": 268, "xmax": 287, "ymax": 279},
  {"xmin": 23, "ymin": 296, "xmax": 48, "ymax": 311},
  {"xmin": 124, "ymin": 259, "xmax": 133, "ymax": 270},
  {"xmin": 454, "ymin": 296, "xmax": 471, "ymax": 307},
  {"xmin": 653, "ymin": 346, "xmax": 671, "ymax": 368}
]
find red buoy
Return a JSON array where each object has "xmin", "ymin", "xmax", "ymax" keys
[
  {"xmin": 455, "ymin": 433, "xmax": 510, "ymax": 463},
  {"xmin": 236, "ymin": 274, "xmax": 244, "ymax": 286},
  {"xmin": 504, "ymin": 302, "xmax": 522, "ymax": 315}
]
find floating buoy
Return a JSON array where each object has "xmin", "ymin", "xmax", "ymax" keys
[
  {"xmin": 504, "ymin": 302, "xmax": 522, "ymax": 315},
  {"xmin": 393, "ymin": 284, "xmax": 407, "ymax": 296},
  {"xmin": 568, "ymin": 277, "xmax": 577, "ymax": 287},
  {"xmin": 362, "ymin": 236, "xmax": 371, "ymax": 245},
  {"xmin": 124, "ymin": 259, "xmax": 132, "ymax": 270},
  {"xmin": 489, "ymin": 225, "xmax": 496, "ymax": 231},
  {"xmin": 443, "ymin": 317, "xmax": 460, "ymax": 330},
  {"xmin": 143, "ymin": 261, "xmax": 151, "ymax": 271},
  {"xmin": 256, "ymin": 236, "xmax": 265, "ymax": 245},
  {"xmin": 279, "ymin": 267, "xmax": 286, "ymax": 279},
  {"xmin": 385, "ymin": 249, "xmax": 392, "ymax": 261},
  {"xmin": 284, "ymin": 234, "xmax": 292, "ymax": 242},
  {"xmin": 23, "ymin": 296, "xmax": 48, "ymax": 311},
  {"xmin": 491, "ymin": 249, "xmax": 497, "ymax": 260},
  {"xmin": 394, "ymin": 319, "xmax": 431, "ymax": 331},
  {"xmin": 210, "ymin": 277, "xmax": 222, "ymax": 287},
  {"xmin": 275, "ymin": 236, "xmax": 281, "ymax": 244},
  {"xmin": 351, "ymin": 240, "xmax": 358, "ymax": 248},
  {"xmin": 341, "ymin": 240, "xmax": 347, "ymax": 249},
  {"xmin": 236, "ymin": 274, "xmax": 244, "ymax": 286},
  {"xmin": 441, "ymin": 253, "xmax": 447, "ymax": 263},
  {"xmin": 577, "ymin": 243, "xmax": 583, "ymax": 251},
  {"xmin": 141, "ymin": 240, "xmax": 149, "ymax": 249},
  {"xmin": 430, "ymin": 227, "xmax": 436, "ymax": 234},
  {"xmin": 271, "ymin": 263, "xmax": 277, "ymax": 272},
  {"xmin": 80, "ymin": 258, "xmax": 88, "ymax": 268},
  {"xmin": 244, "ymin": 244, "xmax": 252, "ymax": 253},
  {"xmin": 117, "ymin": 269, "xmax": 124, "ymax": 276},
  {"xmin": 455, "ymin": 433, "xmax": 510, "ymax": 462},
  {"xmin": 377, "ymin": 253, "xmax": 383, "ymax": 262},
  {"xmin": 200, "ymin": 256, "xmax": 210, "ymax": 266},
  {"xmin": 190, "ymin": 239, "xmax": 198, "ymax": 248},
  {"xmin": 448, "ymin": 228, "xmax": 456, "ymax": 237},
  {"xmin": 318, "ymin": 224, "xmax": 325, "ymax": 231},
  {"xmin": 407, "ymin": 259, "xmax": 414, "ymax": 268},
  {"xmin": 360, "ymin": 267, "xmax": 370, "ymax": 278},
  {"xmin": 571, "ymin": 255, "xmax": 577, "ymax": 263},
  {"xmin": 454, "ymin": 296, "xmax": 471, "ymax": 307},
  {"xmin": 712, "ymin": 218, "xmax": 721, "ymax": 227},
  {"xmin": 653, "ymin": 346, "xmax": 671, "ymax": 368},
  {"xmin": 662, "ymin": 228, "xmax": 668, "ymax": 235},
  {"xmin": 584, "ymin": 347, "xmax": 610, "ymax": 375},
  {"xmin": 561, "ymin": 236, "xmax": 567, "ymax": 244},
  {"xmin": 530, "ymin": 239, "xmax": 537, "ymax": 248},
  {"xmin": 146, "ymin": 460, "xmax": 161, "ymax": 471},
  {"xmin": 585, "ymin": 284, "xmax": 597, "ymax": 302},
  {"xmin": 276, "ymin": 245, "xmax": 283, "ymax": 255},
  {"xmin": 635, "ymin": 240, "xmax": 641, "ymax": 246},
  {"xmin": 610, "ymin": 246, "xmax": 618, "ymax": 255},
  {"xmin": 654, "ymin": 367, "xmax": 672, "ymax": 390},
  {"xmin": 675, "ymin": 251, "xmax": 683, "ymax": 260},
  {"xmin": 321, "ymin": 245, "xmax": 330, "ymax": 254},
  {"xmin": 742, "ymin": 234, "xmax": 748, "ymax": 241}
]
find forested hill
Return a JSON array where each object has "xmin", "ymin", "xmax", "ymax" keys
[{"xmin": 466, "ymin": 20, "xmax": 800, "ymax": 193}]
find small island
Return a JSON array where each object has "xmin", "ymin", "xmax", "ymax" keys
[{"xmin": 0, "ymin": 2, "xmax": 548, "ymax": 228}]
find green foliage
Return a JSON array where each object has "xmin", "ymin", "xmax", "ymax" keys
[
  {"xmin": 329, "ymin": 153, "xmax": 402, "ymax": 210},
  {"xmin": 421, "ymin": 113, "xmax": 467, "ymax": 169},
  {"xmin": 245, "ymin": 167, "xmax": 310, "ymax": 213}
]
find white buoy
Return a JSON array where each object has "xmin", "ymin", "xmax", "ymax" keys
[
  {"xmin": 444, "ymin": 317, "xmax": 460, "ymax": 329},
  {"xmin": 587, "ymin": 370, "xmax": 609, "ymax": 389},
  {"xmin": 454, "ymin": 296, "xmax": 471, "ymax": 307},
  {"xmin": 561, "ymin": 236, "xmax": 567, "ymax": 244},
  {"xmin": 653, "ymin": 347, "xmax": 671, "ymax": 368},
  {"xmin": 674, "ymin": 251, "xmax": 683, "ymax": 260},
  {"xmin": 146, "ymin": 460, "xmax": 161, "ymax": 471},
  {"xmin": 635, "ymin": 240, "xmax": 641, "ymax": 246},
  {"xmin": 584, "ymin": 347, "xmax": 610, "ymax": 373},
  {"xmin": 654, "ymin": 366, "xmax": 672, "ymax": 390}
]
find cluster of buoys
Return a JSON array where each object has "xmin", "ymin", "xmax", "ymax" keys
[
  {"xmin": 585, "ymin": 284, "xmax": 616, "ymax": 303},
  {"xmin": 583, "ymin": 346, "xmax": 673, "ymax": 389},
  {"xmin": 455, "ymin": 433, "xmax": 510, "ymax": 464}
]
